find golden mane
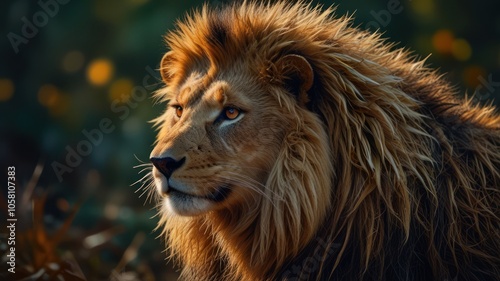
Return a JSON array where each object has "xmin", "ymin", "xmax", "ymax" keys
[{"xmin": 151, "ymin": 1, "xmax": 500, "ymax": 280}]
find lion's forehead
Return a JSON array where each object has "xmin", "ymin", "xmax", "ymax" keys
[{"xmin": 175, "ymin": 73, "xmax": 254, "ymax": 120}]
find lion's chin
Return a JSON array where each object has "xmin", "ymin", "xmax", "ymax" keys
[
  {"xmin": 160, "ymin": 185, "xmax": 232, "ymax": 216},
  {"xmin": 163, "ymin": 194, "xmax": 214, "ymax": 216}
]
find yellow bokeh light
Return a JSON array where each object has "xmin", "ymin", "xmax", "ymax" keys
[
  {"xmin": 452, "ymin": 39, "xmax": 472, "ymax": 61},
  {"xmin": 37, "ymin": 84, "xmax": 70, "ymax": 116},
  {"xmin": 0, "ymin": 78, "xmax": 14, "ymax": 102},
  {"xmin": 49, "ymin": 94, "xmax": 70, "ymax": 116},
  {"xmin": 109, "ymin": 78, "xmax": 134, "ymax": 102},
  {"xmin": 86, "ymin": 59, "xmax": 114, "ymax": 86},
  {"xmin": 38, "ymin": 84, "xmax": 60, "ymax": 107},
  {"xmin": 432, "ymin": 29, "xmax": 454, "ymax": 55},
  {"xmin": 411, "ymin": 0, "xmax": 435, "ymax": 15},
  {"xmin": 62, "ymin": 50, "xmax": 85, "ymax": 73}
]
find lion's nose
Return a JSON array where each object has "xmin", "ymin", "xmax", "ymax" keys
[{"xmin": 150, "ymin": 157, "xmax": 186, "ymax": 179}]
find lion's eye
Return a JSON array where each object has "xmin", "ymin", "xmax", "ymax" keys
[
  {"xmin": 175, "ymin": 106, "xmax": 183, "ymax": 118},
  {"xmin": 224, "ymin": 107, "xmax": 240, "ymax": 120}
]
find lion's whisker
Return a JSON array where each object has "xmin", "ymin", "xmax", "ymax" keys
[{"xmin": 132, "ymin": 172, "xmax": 153, "ymax": 188}]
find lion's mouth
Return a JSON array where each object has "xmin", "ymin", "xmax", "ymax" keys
[{"xmin": 166, "ymin": 184, "xmax": 231, "ymax": 202}]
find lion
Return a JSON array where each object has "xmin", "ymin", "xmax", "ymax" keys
[{"xmin": 143, "ymin": 2, "xmax": 500, "ymax": 280}]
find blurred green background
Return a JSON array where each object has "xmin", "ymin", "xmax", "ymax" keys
[{"xmin": 1, "ymin": 0, "xmax": 499, "ymax": 280}]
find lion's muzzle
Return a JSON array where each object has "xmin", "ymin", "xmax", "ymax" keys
[{"xmin": 150, "ymin": 156, "xmax": 186, "ymax": 194}]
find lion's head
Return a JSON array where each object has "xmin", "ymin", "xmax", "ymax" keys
[
  {"xmin": 150, "ymin": 52, "xmax": 330, "ymax": 220},
  {"xmin": 143, "ymin": 2, "xmax": 500, "ymax": 280}
]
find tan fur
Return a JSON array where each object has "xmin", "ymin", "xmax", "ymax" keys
[{"xmin": 144, "ymin": 2, "xmax": 500, "ymax": 280}]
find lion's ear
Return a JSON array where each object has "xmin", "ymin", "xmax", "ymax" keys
[
  {"xmin": 275, "ymin": 54, "xmax": 314, "ymax": 106},
  {"xmin": 160, "ymin": 51, "xmax": 174, "ymax": 83}
]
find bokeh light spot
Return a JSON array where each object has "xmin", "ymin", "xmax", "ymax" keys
[
  {"xmin": 38, "ymin": 84, "xmax": 70, "ymax": 116},
  {"xmin": 94, "ymin": 0, "xmax": 129, "ymax": 23},
  {"xmin": 38, "ymin": 84, "xmax": 60, "ymax": 107},
  {"xmin": 62, "ymin": 50, "xmax": 85, "ymax": 73},
  {"xmin": 109, "ymin": 78, "xmax": 133, "ymax": 102},
  {"xmin": 104, "ymin": 204, "xmax": 120, "ymax": 220},
  {"xmin": 0, "ymin": 78, "xmax": 14, "ymax": 102},
  {"xmin": 432, "ymin": 29, "xmax": 454, "ymax": 55},
  {"xmin": 452, "ymin": 39, "xmax": 472, "ymax": 61},
  {"xmin": 50, "ymin": 94, "xmax": 70, "ymax": 116},
  {"xmin": 411, "ymin": 0, "xmax": 435, "ymax": 16},
  {"xmin": 463, "ymin": 66, "xmax": 486, "ymax": 88},
  {"xmin": 87, "ymin": 59, "xmax": 114, "ymax": 86}
]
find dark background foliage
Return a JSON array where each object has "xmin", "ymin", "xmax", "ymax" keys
[{"xmin": 1, "ymin": 0, "xmax": 499, "ymax": 280}]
